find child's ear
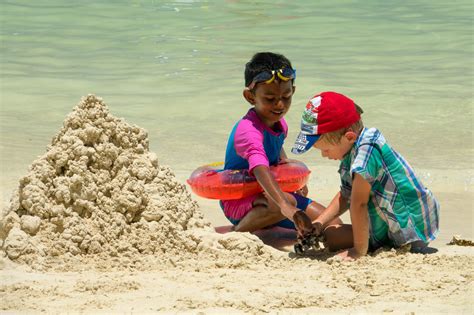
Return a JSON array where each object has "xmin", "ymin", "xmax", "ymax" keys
[
  {"xmin": 344, "ymin": 131, "xmax": 358, "ymax": 143},
  {"xmin": 243, "ymin": 89, "xmax": 256, "ymax": 105}
]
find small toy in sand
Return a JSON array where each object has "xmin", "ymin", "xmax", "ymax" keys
[{"xmin": 447, "ymin": 235, "xmax": 474, "ymax": 246}]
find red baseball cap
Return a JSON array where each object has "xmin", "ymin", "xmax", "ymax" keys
[{"xmin": 292, "ymin": 91, "xmax": 360, "ymax": 154}]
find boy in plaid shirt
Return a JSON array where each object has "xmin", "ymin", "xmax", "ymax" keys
[{"xmin": 292, "ymin": 91, "xmax": 439, "ymax": 260}]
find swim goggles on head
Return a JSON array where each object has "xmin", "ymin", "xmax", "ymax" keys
[{"xmin": 247, "ymin": 68, "xmax": 296, "ymax": 90}]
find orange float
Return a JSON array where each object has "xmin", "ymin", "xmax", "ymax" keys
[{"xmin": 187, "ymin": 160, "xmax": 310, "ymax": 200}]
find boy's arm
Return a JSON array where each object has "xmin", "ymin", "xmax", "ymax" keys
[
  {"xmin": 339, "ymin": 173, "xmax": 371, "ymax": 260},
  {"xmin": 313, "ymin": 191, "xmax": 349, "ymax": 228},
  {"xmin": 233, "ymin": 122, "xmax": 312, "ymax": 234},
  {"xmin": 280, "ymin": 147, "xmax": 308, "ymax": 197},
  {"xmin": 254, "ymin": 165, "xmax": 314, "ymax": 236},
  {"xmin": 253, "ymin": 165, "xmax": 299, "ymax": 220}
]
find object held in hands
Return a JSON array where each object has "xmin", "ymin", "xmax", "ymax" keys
[
  {"xmin": 292, "ymin": 218, "xmax": 325, "ymax": 255},
  {"xmin": 294, "ymin": 234, "xmax": 323, "ymax": 255}
]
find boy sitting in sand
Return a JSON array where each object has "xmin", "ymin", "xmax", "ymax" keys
[
  {"xmin": 220, "ymin": 52, "xmax": 343, "ymax": 242},
  {"xmin": 292, "ymin": 91, "xmax": 440, "ymax": 260}
]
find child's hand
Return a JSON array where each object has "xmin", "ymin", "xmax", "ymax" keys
[
  {"xmin": 337, "ymin": 248, "xmax": 363, "ymax": 261},
  {"xmin": 292, "ymin": 211, "xmax": 314, "ymax": 238},
  {"xmin": 312, "ymin": 221, "xmax": 324, "ymax": 237}
]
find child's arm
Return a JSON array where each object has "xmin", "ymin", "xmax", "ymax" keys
[
  {"xmin": 313, "ymin": 191, "xmax": 350, "ymax": 228},
  {"xmin": 253, "ymin": 165, "xmax": 300, "ymax": 220},
  {"xmin": 232, "ymin": 122, "xmax": 312, "ymax": 234},
  {"xmin": 254, "ymin": 165, "xmax": 314, "ymax": 236},
  {"xmin": 339, "ymin": 173, "xmax": 371, "ymax": 260},
  {"xmin": 280, "ymin": 148, "xmax": 308, "ymax": 197}
]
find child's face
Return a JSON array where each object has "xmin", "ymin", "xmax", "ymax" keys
[
  {"xmin": 243, "ymin": 80, "xmax": 295, "ymax": 127},
  {"xmin": 312, "ymin": 132, "xmax": 357, "ymax": 160}
]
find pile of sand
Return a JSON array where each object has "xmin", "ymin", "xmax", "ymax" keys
[{"xmin": 0, "ymin": 95, "xmax": 283, "ymax": 271}]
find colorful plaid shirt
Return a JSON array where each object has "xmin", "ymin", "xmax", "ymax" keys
[{"xmin": 339, "ymin": 127, "xmax": 440, "ymax": 247}]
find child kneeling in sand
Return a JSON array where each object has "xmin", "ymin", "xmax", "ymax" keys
[
  {"xmin": 220, "ymin": 52, "xmax": 342, "ymax": 240},
  {"xmin": 292, "ymin": 91, "xmax": 440, "ymax": 260}
]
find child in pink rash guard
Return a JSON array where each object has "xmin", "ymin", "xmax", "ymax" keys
[{"xmin": 219, "ymin": 52, "xmax": 343, "ymax": 238}]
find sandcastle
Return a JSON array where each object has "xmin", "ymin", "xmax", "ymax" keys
[{"xmin": 0, "ymin": 95, "xmax": 282, "ymax": 270}]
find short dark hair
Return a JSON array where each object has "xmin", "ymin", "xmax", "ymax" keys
[{"xmin": 244, "ymin": 52, "xmax": 294, "ymax": 87}]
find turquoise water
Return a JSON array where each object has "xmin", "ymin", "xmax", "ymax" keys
[{"xmin": 1, "ymin": 1, "xmax": 473, "ymax": 227}]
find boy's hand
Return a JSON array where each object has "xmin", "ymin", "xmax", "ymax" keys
[
  {"xmin": 312, "ymin": 221, "xmax": 324, "ymax": 237},
  {"xmin": 292, "ymin": 211, "xmax": 314, "ymax": 238},
  {"xmin": 338, "ymin": 248, "xmax": 363, "ymax": 261}
]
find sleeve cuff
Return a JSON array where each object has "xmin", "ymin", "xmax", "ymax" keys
[{"xmin": 248, "ymin": 154, "xmax": 269, "ymax": 175}]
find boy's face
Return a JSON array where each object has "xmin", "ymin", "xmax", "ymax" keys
[
  {"xmin": 312, "ymin": 132, "xmax": 357, "ymax": 160},
  {"xmin": 243, "ymin": 80, "xmax": 295, "ymax": 128}
]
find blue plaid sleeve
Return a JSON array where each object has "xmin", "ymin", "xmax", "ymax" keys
[{"xmin": 351, "ymin": 144, "xmax": 382, "ymax": 184}]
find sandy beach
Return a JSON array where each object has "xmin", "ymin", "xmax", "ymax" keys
[
  {"xmin": 0, "ymin": 95, "xmax": 473, "ymax": 314},
  {"xmin": 1, "ymin": 245, "xmax": 472, "ymax": 314}
]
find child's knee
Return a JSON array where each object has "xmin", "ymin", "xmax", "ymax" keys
[
  {"xmin": 256, "ymin": 194, "xmax": 296, "ymax": 212},
  {"xmin": 306, "ymin": 201, "xmax": 324, "ymax": 217},
  {"xmin": 323, "ymin": 224, "xmax": 353, "ymax": 252}
]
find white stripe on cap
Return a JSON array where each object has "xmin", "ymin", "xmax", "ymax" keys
[{"xmin": 310, "ymin": 96, "xmax": 322, "ymax": 106}]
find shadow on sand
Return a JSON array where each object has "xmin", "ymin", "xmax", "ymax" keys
[{"xmin": 215, "ymin": 225, "xmax": 439, "ymax": 260}]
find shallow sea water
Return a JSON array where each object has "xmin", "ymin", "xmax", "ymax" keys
[{"xmin": 1, "ymin": 0, "xmax": 472, "ymax": 239}]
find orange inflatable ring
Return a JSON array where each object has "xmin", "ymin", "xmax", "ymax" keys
[{"xmin": 187, "ymin": 160, "xmax": 310, "ymax": 200}]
